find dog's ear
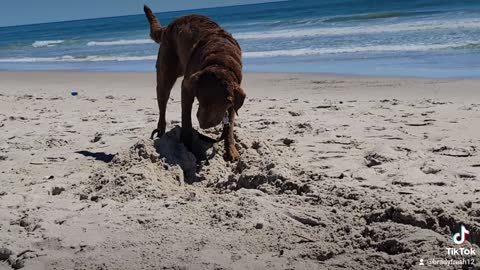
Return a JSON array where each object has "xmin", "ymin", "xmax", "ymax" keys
[
  {"xmin": 188, "ymin": 70, "xmax": 208, "ymax": 96},
  {"xmin": 189, "ymin": 70, "xmax": 216, "ymax": 88},
  {"xmin": 189, "ymin": 71, "xmax": 203, "ymax": 87},
  {"xmin": 231, "ymin": 86, "xmax": 246, "ymax": 115}
]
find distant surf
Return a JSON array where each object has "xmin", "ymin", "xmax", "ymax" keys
[
  {"xmin": 3, "ymin": 40, "xmax": 479, "ymax": 63},
  {"xmin": 32, "ymin": 40, "xmax": 64, "ymax": 48},
  {"xmin": 0, "ymin": 55, "xmax": 157, "ymax": 63},
  {"xmin": 234, "ymin": 18, "xmax": 480, "ymax": 40},
  {"xmin": 243, "ymin": 42, "xmax": 480, "ymax": 58},
  {"xmin": 1, "ymin": 0, "xmax": 480, "ymax": 77},
  {"xmin": 87, "ymin": 39, "xmax": 153, "ymax": 46},
  {"xmin": 321, "ymin": 10, "xmax": 439, "ymax": 23}
]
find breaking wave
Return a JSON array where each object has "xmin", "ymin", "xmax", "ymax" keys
[
  {"xmin": 234, "ymin": 19, "xmax": 480, "ymax": 40},
  {"xmin": 0, "ymin": 55, "xmax": 157, "ymax": 63},
  {"xmin": 87, "ymin": 39, "xmax": 153, "ymax": 46},
  {"xmin": 32, "ymin": 40, "xmax": 65, "ymax": 48}
]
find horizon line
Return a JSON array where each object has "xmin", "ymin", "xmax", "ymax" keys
[{"xmin": 0, "ymin": 0, "xmax": 288, "ymax": 28}]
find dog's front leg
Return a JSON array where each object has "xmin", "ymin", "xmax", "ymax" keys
[
  {"xmin": 151, "ymin": 48, "xmax": 178, "ymax": 139},
  {"xmin": 224, "ymin": 107, "xmax": 240, "ymax": 161},
  {"xmin": 180, "ymin": 84, "xmax": 195, "ymax": 151}
]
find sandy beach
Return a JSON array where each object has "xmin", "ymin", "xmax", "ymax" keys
[{"xmin": 0, "ymin": 71, "xmax": 479, "ymax": 269}]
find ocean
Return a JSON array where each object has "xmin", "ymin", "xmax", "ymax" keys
[{"xmin": 1, "ymin": 0, "xmax": 480, "ymax": 77}]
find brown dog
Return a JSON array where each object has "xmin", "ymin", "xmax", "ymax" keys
[{"xmin": 144, "ymin": 5, "xmax": 246, "ymax": 161}]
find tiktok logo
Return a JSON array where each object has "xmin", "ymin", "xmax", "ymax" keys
[{"xmin": 452, "ymin": 225, "xmax": 470, "ymax": 245}]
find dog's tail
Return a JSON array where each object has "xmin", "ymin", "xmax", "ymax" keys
[{"xmin": 144, "ymin": 5, "xmax": 163, "ymax": 43}]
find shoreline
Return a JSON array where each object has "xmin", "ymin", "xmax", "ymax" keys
[{"xmin": 1, "ymin": 69, "xmax": 479, "ymax": 80}]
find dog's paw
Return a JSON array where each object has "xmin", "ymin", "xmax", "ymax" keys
[
  {"xmin": 150, "ymin": 129, "xmax": 164, "ymax": 139},
  {"xmin": 225, "ymin": 146, "xmax": 240, "ymax": 162}
]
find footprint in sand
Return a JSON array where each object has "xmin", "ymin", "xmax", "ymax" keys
[
  {"xmin": 431, "ymin": 146, "xmax": 472, "ymax": 157},
  {"xmin": 364, "ymin": 145, "xmax": 400, "ymax": 167},
  {"xmin": 424, "ymin": 99, "xmax": 451, "ymax": 105},
  {"xmin": 297, "ymin": 123, "xmax": 312, "ymax": 129},
  {"xmin": 90, "ymin": 133, "xmax": 103, "ymax": 143},
  {"xmin": 314, "ymin": 105, "xmax": 339, "ymax": 111},
  {"xmin": 420, "ymin": 163, "xmax": 442, "ymax": 175},
  {"xmin": 405, "ymin": 122, "xmax": 433, "ymax": 127},
  {"xmin": 457, "ymin": 173, "xmax": 476, "ymax": 179},
  {"xmin": 365, "ymin": 126, "xmax": 386, "ymax": 131},
  {"xmin": 288, "ymin": 111, "xmax": 303, "ymax": 117}
]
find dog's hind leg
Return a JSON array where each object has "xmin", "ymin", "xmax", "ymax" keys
[{"xmin": 151, "ymin": 46, "xmax": 179, "ymax": 139}]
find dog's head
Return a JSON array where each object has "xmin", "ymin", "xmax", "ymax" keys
[{"xmin": 190, "ymin": 69, "xmax": 246, "ymax": 129}]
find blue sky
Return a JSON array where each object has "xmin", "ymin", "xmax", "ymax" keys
[{"xmin": 0, "ymin": 0, "xmax": 280, "ymax": 27}]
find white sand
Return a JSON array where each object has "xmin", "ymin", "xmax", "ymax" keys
[{"xmin": 0, "ymin": 71, "xmax": 479, "ymax": 269}]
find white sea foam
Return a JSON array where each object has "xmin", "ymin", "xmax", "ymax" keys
[
  {"xmin": 1, "ymin": 40, "xmax": 477, "ymax": 63},
  {"xmin": 234, "ymin": 18, "xmax": 480, "ymax": 40},
  {"xmin": 32, "ymin": 40, "xmax": 65, "ymax": 48},
  {"xmin": 87, "ymin": 39, "xmax": 153, "ymax": 46},
  {"xmin": 0, "ymin": 55, "xmax": 157, "ymax": 63},
  {"xmin": 243, "ymin": 42, "xmax": 478, "ymax": 58}
]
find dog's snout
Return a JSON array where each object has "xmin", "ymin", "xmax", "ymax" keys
[
  {"xmin": 197, "ymin": 108, "xmax": 222, "ymax": 129},
  {"xmin": 198, "ymin": 117, "xmax": 218, "ymax": 129}
]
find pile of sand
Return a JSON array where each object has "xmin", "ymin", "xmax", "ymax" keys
[{"xmin": 82, "ymin": 126, "xmax": 314, "ymax": 203}]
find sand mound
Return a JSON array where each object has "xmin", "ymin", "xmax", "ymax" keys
[
  {"xmin": 199, "ymin": 131, "xmax": 310, "ymax": 195},
  {"xmin": 82, "ymin": 126, "xmax": 309, "ymax": 202},
  {"xmin": 82, "ymin": 127, "xmax": 194, "ymax": 202}
]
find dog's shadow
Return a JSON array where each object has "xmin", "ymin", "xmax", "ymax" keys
[
  {"xmin": 75, "ymin": 151, "xmax": 115, "ymax": 163},
  {"xmin": 153, "ymin": 126, "xmax": 220, "ymax": 183}
]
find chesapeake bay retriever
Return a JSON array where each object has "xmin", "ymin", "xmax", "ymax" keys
[{"xmin": 144, "ymin": 5, "xmax": 246, "ymax": 161}]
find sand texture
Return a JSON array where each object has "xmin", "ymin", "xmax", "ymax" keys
[{"xmin": 0, "ymin": 71, "xmax": 479, "ymax": 269}]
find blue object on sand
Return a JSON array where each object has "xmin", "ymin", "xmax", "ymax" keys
[{"xmin": 71, "ymin": 91, "xmax": 78, "ymax": 96}]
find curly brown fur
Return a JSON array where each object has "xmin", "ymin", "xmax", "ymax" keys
[{"xmin": 143, "ymin": 5, "xmax": 246, "ymax": 161}]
